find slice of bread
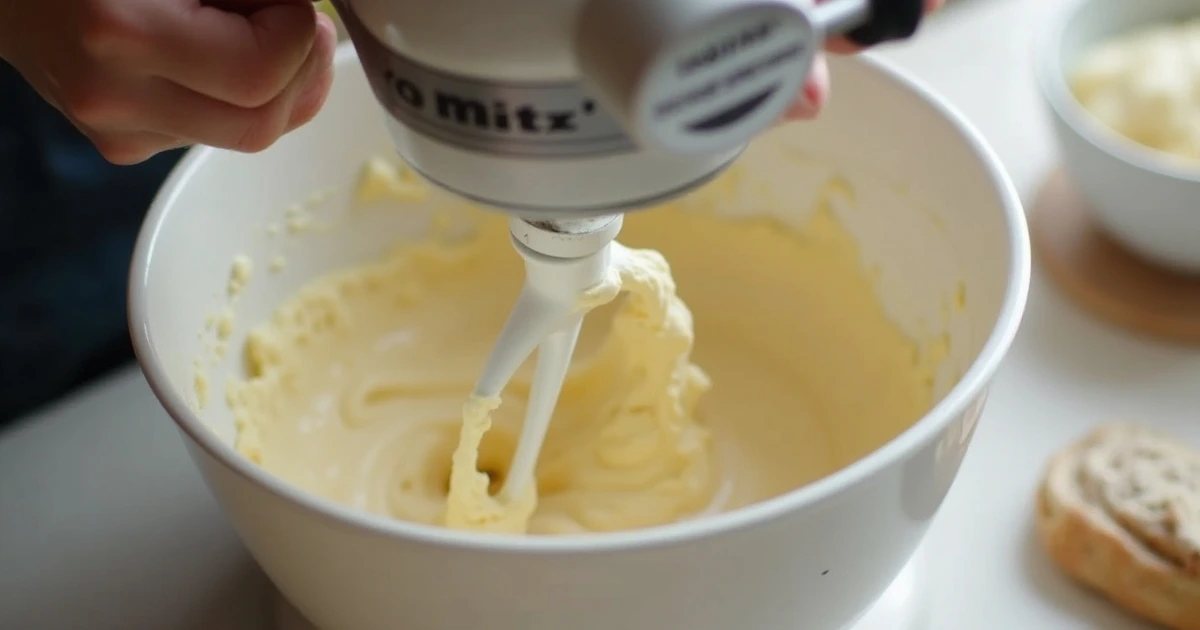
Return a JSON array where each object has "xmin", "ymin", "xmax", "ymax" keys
[{"xmin": 1037, "ymin": 423, "xmax": 1200, "ymax": 630}]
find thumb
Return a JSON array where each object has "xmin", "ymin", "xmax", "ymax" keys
[{"xmin": 145, "ymin": 0, "xmax": 317, "ymax": 108}]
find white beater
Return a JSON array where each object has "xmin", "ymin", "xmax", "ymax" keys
[{"xmin": 471, "ymin": 215, "xmax": 623, "ymax": 501}]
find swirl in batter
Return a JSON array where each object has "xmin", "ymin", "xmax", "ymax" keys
[
  {"xmin": 228, "ymin": 214, "xmax": 715, "ymax": 534},
  {"xmin": 226, "ymin": 162, "xmax": 942, "ymax": 536}
]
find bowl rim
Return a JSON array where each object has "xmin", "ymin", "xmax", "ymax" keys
[
  {"xmin": 1032, "ymin": 0, "xmax": 1200, "ymax": 184},
  {"xmin": 128, "ymin": 42, "xmax": 1031, "ymax": 554}
]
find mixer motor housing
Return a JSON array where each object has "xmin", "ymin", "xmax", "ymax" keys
[{"xmin": 330, "ymin": 0, "xmax": 925, "ymax": 218}]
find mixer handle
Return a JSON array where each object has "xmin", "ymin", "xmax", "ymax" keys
[
  {"xmin": 201, "ymin": 0, "xmax": 310, "ymax": 14},
  {"xmin": 573, "ymin": 0, "xmax": 936, "ymax": 156},
  {"xmin": 845, "ymin": 0, "xmax": 927, "ymax": 47}
]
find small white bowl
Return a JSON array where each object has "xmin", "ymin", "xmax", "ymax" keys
[
  {"xmin": 129, "ymin": 44, "xmax": 1028, "ymax": 630},
  {"xmin": 1035, "ymin": 0, "xmax": 1200, "ymax": 272}
]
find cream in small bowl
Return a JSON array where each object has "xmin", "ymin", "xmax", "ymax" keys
[
  {"xmin": 1036, "ymin": 0, "xmax": 1200, "ymax": 272},
  {"xmin": 1072, "ymin": 18, "xmax": 1200, "ymax": 166}
]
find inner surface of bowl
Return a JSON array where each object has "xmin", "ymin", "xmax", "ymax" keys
[{"xmin": 134, "ymin": 45, "xmax": 1016, "ymax": 535}]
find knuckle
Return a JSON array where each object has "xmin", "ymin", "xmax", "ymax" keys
[
  {"xmin": 288, "ymin": 81, "xmax": 331, "ymax": 130},
  {"xmin": 233, "ymin": 109, "xmax": 287, "ymax": 153},
  {"xmin": 289, "ymin": 99, "xmax": 321, "ymax": 129},
  {"xmin": 77, "ymin": 2, "xmax": 145, "ymax": 60},
  {"xmin": 62, "ymin": 80, "xmax": 124, "ymax": 127},
  {"xmin": 229, "ymin": 62, "xmax": 289, "ymax": 108},
  {"xmin": 91, "ymin": 136, "xmax": 152, "ymax": 165}
]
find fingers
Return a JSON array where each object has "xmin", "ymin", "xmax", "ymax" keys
[
  {"xmin": 90, "ymin": 131, "xmax": 188, "ymax": 165},
  {"xmin": 824, "ymin": 0, "xmax": 945, "ymax": 54},
  {"xmin": 141, "ymin": 0, "xmax": 317, "ymax": 108},
  {"xmin": 284, "ymin": 12, "xmax": 337, "ymax": 132},
  {"xmin": 75, "ymin": 25, "xmax": 333, "ymax": 160},
  {"xmin": 65, "ymin": 2, "xmax": 336, "ymax": 163},
  {"xmin": 782, "ymin": 53, "xmax": 829, "ymax": 120},
  {"xmin": 779, "ymin": 0, "xmax": 942, "ymax": 122},
  {"xmin": 142, "ymin": 11, "xmax": 335, "ymax": 150},
  {"xmin": 135, "ymin": 18, "xmax": 332, "ymax": 153}
]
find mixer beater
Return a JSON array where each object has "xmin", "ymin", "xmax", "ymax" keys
[
  {"xmin": 332, "ymin": 0, "xmax": 927, "ymax": 501},
  {"xmin": 476, "ymin": 215, "xmax": 625, "ymax": 501}
]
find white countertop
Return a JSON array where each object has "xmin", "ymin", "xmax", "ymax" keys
[{"xmin": 4, "ymin": 0, "xmax": 1199, "ymax": 628}]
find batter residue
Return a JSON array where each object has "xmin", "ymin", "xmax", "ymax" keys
[
  {"xmin": 226, "ymin": 163, "xmax": 940, "ymax": 536},
  {"xmin": 443, "ymin": 242, "xmax": 711, "ymax": 534}
]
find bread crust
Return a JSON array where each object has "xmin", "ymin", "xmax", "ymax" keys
[{"xmin": 1036, "ymin": 423, "xmax": 1200, "ymax": 630}]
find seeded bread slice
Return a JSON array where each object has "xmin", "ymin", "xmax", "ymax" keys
[{"xmin": 1037, "ymin": 423, "xmax": 1200, "ymax": 630}]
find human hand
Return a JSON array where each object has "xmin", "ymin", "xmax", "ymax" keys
[
  {"xmin": 0, "ymin": 0, "xmax": 337, "ymax": 164},
  {"xmin": 783, "ymin": 0, "xmax": 945, "ymax": 120}
]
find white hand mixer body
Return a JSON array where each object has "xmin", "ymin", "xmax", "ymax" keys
[{"xmin": 330, "ymin": 0, "xmax": 927, "ymax": 506}]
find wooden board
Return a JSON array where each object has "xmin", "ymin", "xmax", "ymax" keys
[{"xmin": 1031, "ymin": 169, "xmax": 1200, "ymax": 344}]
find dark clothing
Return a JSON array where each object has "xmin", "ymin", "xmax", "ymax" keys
[{"xmin": 0, "ymin": 61, "xmax": 185, "ymax": 422}]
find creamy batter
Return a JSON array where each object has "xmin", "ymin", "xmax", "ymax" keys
[
  {"xmin": 226, "ymin": 161, "xmax": 940, "ymax": 535},
  {"xmin": 1071, "ymin": 18, "xmax": 1200, "ymax": 163}
]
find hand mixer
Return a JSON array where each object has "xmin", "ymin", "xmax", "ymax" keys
[{"xmin": 330, "ymin": 0, "xmax": 926, "ymax": 503}]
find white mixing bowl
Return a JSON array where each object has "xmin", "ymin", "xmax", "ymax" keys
[{"xmin": 129, "ymin": 44, "xmax": 1028, "ymax": 630}]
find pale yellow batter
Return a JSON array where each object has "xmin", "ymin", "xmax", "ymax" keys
[
  {"xmin": 226, "ymin": 162, "xmax": 940, "ymax": 536},
  {"xmin": 442, "ymin": 242, "xmax": 709, "ymax": 533}
]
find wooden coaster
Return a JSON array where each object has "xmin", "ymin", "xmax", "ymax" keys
[{"xmin": 1031, "ymin": 169, "xmax": 1200, "ymax": 344}]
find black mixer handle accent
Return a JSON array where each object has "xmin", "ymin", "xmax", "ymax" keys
[{"xmin": 846, "ymin": 0, "xmax": 928, "ymax": 47}]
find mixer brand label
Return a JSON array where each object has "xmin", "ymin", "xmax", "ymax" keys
[
  {"xmin": 338, "ymin": 5, "xmax": 636, "ymax": 159},
  {"xmin": 677, "ymin": 20, "xmax": 777, "ymax": 77},
  {"xmin": 634, "ymin": 7, "xmax": 817, "ymax": 154}
]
